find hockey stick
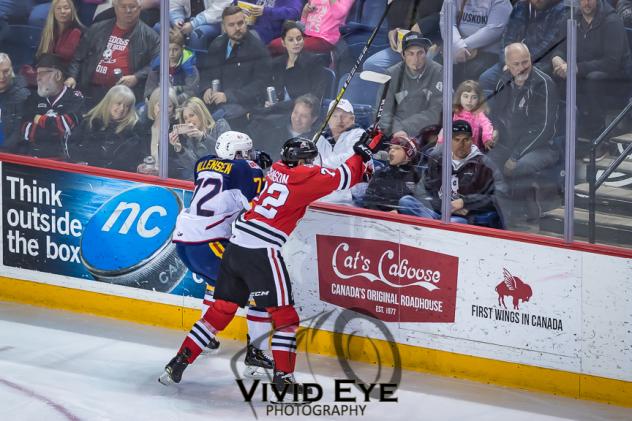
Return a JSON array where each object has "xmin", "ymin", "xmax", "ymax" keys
[
  {"xmin": 360, "ymin": 70, "xmax": 391, "ymax": 130},
  {"xmin": 311, "ymin": 0, "xmax": 398, "ymax": 143}
]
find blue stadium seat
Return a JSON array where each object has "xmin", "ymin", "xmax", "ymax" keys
[
  {"xmin": 3, "ymin": 25, "xmax": 42, "ymax": 69},
  {"xmin": 320, "ymin": 67, "xmax": 337, "ymax": 99},
  {"xmin": 335, "ymin": 72, "xmax": 382, "ymax": 109}
]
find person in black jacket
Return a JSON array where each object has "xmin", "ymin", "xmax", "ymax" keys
[
  {"xmin": 419, "ymin": 120, "xmax": 504, "ymax": 224},
  {"xmin": 65, "ymin": 0, "xmax": 160, "ymax": 106},
  {"xmin": 261, "ymin": 20, "xmax": 327, "ymax": 115},
  {"xmin": 67, "ymin": 85, "xmax": 143, "ymax": 172},
  {"xmin": 488, "ymin": 43, "xmax": 559, "ymax": 180},
  {"xmin": 0, "ymin": 53, "xmax": 30, "ymax": 152},
  {"xmin": 357, "ymin": 134, "xmax": 422, "ymax": 212},
  {"xmin": 20, "ymin": 53, "xmax": 84, "ymax": 159},
  {"xmin": 551, "ymin": 0, "xmax": 632, "ymax": 141},
  {"xmin": 200, "ymin": 6, "xmax": 271, "ymax": 125}
]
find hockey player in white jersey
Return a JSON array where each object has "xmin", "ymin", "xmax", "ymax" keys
[{"xmin": 171, "ymin": 131, "xmax": 273, "ymax": 379}]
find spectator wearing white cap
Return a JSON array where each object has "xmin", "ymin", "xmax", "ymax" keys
[
  {"xmin": 314, "ymin": 98, "xmax": 364, "ymax": 169},
  {"xmin": 378, "ymin": 31, "xmax": 443, "ymax": 138}
]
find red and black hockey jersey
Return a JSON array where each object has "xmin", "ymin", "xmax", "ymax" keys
[{"xmin": 232, "ymin": 154, "xmax": 365, "ymax": 249}]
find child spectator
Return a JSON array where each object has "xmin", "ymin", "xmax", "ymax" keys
[
  {"xmin": 268, "ymin": 0, "xmax": 356, "ymax": 54},
  {"xmin": 144, "ymin": 29, "xmax": 199, "ymax": 104},
  {"xmin": 357, "ymin": 134, "xmax": 422, "ymax": 213},
  {"xmin": 168, "ymin": 97, "xmax": 231, "ymax": 179},
  {"xmin": 67, "ymin": 85, "xmax": 143, "ymax": 172},
  {"xmin": 438, "ymin": 80, "xmax": 495, "ymax": 152}
]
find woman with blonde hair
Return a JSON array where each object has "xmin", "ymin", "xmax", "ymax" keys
[
  {"xmin": 137, "ymin": 87, "xmax": 178, "ymax": 168},
  {"xmin": 36, "ymin": 0, "xmax": 84, "ymax": 64},
  {"xmin": 68, "ymin": 85, "xmax": 143, "ymax": 172},
  {"xmin": 168, "ymin": 96, "xmax": 230, "ymax": 179}
]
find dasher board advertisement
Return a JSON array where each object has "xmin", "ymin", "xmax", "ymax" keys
[{"xmin": 0, "ymin": 162, "xmax": 205, "ymax": 298}]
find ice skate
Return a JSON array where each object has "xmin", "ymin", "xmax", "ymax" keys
[
  {"xmin": 158, "ymin": 348, "xmax": 191, "ymax": 385},
  {"xmin": 201, "ymin": 336, "xmax": 221, "ymax": 355},
  {"xmin": 270, "ymin": 370, "xmax": 309, "ymax": 404},
  {"xmin": 243, "ymin": 335, "xmax": 273, "ymax": 379}
]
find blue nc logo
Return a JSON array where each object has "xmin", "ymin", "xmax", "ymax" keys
[{"xmin": 80, "ymin": 186, "xmax": 186, "ymax": 292}]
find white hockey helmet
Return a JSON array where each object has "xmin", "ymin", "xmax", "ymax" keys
[{"xmin": 215, "ymin": 131, "xmax": 253, "ymax": 160}]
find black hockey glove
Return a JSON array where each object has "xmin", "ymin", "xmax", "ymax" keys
[
  {"xmin": 253, "ymin": 150, "xmax": 273, "ymax": 169},
  {"xmin": 353, "ymin": 140, "xmax": 373, "ymax": 163}
]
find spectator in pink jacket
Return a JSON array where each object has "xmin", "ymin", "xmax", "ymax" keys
[
  {"xmin": 438, "ymin": 80, "xmax": 495, "ymax": 152},
  {"xmin": 268, "ymin": 0, "xmax": 355, "ymax": 54}
]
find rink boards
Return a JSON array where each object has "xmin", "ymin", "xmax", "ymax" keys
[{"xmin": 0, "ymin": 156, "xmax": 630, "ymax": 407}]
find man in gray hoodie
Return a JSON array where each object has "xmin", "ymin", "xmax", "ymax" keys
[{"xmin": 378, "ymin": 31, "xmax": 443, "ymax": 138}]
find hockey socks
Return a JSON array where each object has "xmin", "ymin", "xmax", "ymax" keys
[
  {"xmin": 179, "ymin": 299, "xmax": 239, "ymax": 364},
  {"xmin": 267, "ymin": 305, "xmax": 299, "ymax": 374},
  {"xmin": 246, "ymin": 307, "xmax": 272, "ymax": 350}
]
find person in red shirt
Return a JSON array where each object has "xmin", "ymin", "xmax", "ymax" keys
[
  {"xmin": 36, "ymin": 0, "xmax": 84, "ymax": 64},
  {"xmin": 65, "ymin": 0, "xmax": 159, "ymax": 106},
  {"xmin": 159, "ymin": 134, "xmax": 380, "ymax": 395}
]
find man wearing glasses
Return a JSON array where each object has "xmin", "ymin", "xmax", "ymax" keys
[
  {"xmin": 66, "ymin": 0, "xmax": 159, "ymax": 106},
  {"xmin": 20, "ymin": 54, "xmax": 84, "ymax": 159}
]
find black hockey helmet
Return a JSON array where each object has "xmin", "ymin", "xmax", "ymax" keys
[{"xmin": 281, "ymin": 137, "xmax": 318, "ymax": 167}]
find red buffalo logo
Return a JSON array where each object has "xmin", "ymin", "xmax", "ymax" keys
[{"xmin": 495, "ymin": 269, "xmax": 532, "ymax": 310}]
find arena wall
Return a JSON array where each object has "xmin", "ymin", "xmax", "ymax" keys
[{"xmin": 0, "ymin": 154, "xmax": 630, "ymax": 407}]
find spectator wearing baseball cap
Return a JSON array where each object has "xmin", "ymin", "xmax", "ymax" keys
[
  {"xmin": 314, "ymin": 98, "xmax": 364, "ymax": 169},
  {"xmin": 19, "ymin": 53, "xmax": 84, "ymax": 159},
  {"xmin": 377, "ymin": 31, "xmax": 443, "ymax": 139},
  {"xmin": 401, "ymin": 120, "xmax": 505, "ymax": 226}
]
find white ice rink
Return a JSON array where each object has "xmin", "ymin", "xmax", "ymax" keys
[{"xmin": 0, "ymin": 301, "xmax": 630, "ymax": 421}]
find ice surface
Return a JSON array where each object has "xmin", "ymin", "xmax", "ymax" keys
[{"xmin": 0, "ymin": 302, "xmax": 630, "ymax": 421}]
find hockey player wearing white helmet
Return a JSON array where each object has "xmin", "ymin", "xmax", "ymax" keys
[{"xmin": 169, "ymin": 130, "xmax": 273, "ymax": 379}]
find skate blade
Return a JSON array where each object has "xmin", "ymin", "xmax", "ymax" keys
[
  {"xmin": 158, "ymin": 371, "xmax": 174, "ymax": 386},
  {"xmin": 243, "ymin": 365, "xmax": 272, "ymax": 379},
  {"xmin": 201, "ymin": 346, "xmax": 220, "ymax": 356}
]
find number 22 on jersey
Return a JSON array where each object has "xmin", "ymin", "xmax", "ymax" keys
[{"xmin": 254, "ymin": 182, "xmax": 289, "ymax": 219}]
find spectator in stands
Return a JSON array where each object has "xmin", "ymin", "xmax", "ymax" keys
[
  {"xmin": 314, "ymin": 98, "xmax": 364, "ymax": 168},
  {"xmin": 20, "ymin": 54, "xmax": 84, "ymax": 159},
  {"xmin": 263, "ymin": 21, "xmax": 327, "ymax": 115},
  {"xmin": 238, "ymin": 0, "xmax": 302, "ymax": 45},
  {"xmin": 440, "ymin": 0, "xmax": 512, "ymax": 86},
  {"xmin": 66, "ymin": 0, "xmax": 160, "ymax": 106},
  {"xmin": 67, "ymin": 85, "xmax": 143, "ymax": 171},
  {"xmin": 248, "ymin": 93, "xmax": 320, "ymax": 157},
  {"xmin": 201, "ymin": 6, "xmax": 271, "ymax": 125},
  {"xmin": 378, "ymin": 32, "xmax": 442, "ymax": 138},
  {"xmin": 551, "ymin": 0, "xmax": 632, "ymax": 142},
  {"xmin": 136, "ymin": 87, "xmax": 178, "ymax": 165},
  {"xmin": 168, "ymin": 96, "xmax": 231, "ymax": 179},
  {"xmin": 419, "ymin": 120, "xmax": 503, "ymax": 224},
  {"xmin": 0, "ymin": 53, "xmax": 30, "ymax": 151},
  {"xmin": 363, "ymin": 0, "xmax": 443, "ymax": 73},
  {"xmin": 358, "ymin": 134, "xmax": 422, "ymax": 213},
  {"xmin": 488, "ymin": 43, "xmax": 559, "ymax": 222},
  {"xmin": 144, "ymin": 29, "xmax": 199, "ymax": 104},
  {"xmin": 437, "ymin": 80, "xmax": 495, "ymax": 152},
  {"xmin": 35, "ymin": 0, "xmax": 84, "ymax": 64},
  {"xmin": 479, "ymin": 0, "xmax": 567, "ymax": 94},
  {"xmin": 92, "ymin": 0, "xmax": 161, "ymax": 28},
  {"xmin": 169, "ymin": 0, "xmax": 231, "ymax": 50},
  {"xmin": 268, "ymin": 0, "xmax": 355, "ymax": 54}
]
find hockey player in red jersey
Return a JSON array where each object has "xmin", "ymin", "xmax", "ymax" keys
[{"xmin": 159, "ymin": 135, "xmax": 379, "ymax": 392}]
